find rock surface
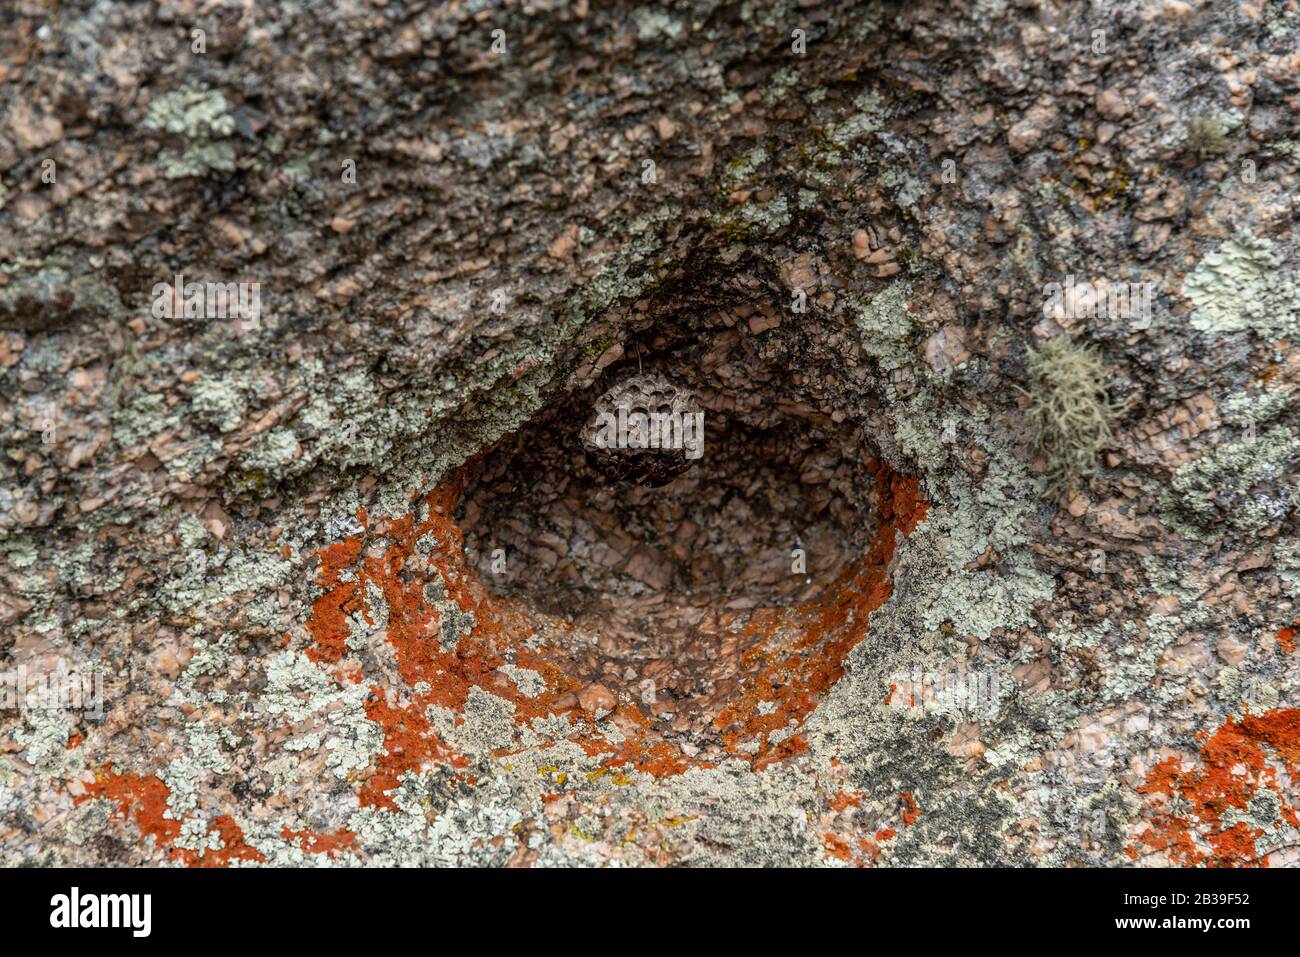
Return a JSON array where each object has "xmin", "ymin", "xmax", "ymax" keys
[{"xmin": 1, "ymin": 0, "xmax": 1298, "ymax": 867}]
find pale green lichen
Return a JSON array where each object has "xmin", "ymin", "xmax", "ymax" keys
[
  {"xmin": 346, "ymin": 771, "xmax": 524, "ymax": 867},
  {"xmin": 260, "ymin": 651, "xmax": 384, "ymax": 780},
  {"xmin": 176, "ymin": 514, "xmax": 208, "ymax": 549},
  {"xmin": 144, "ymin": 86, "xmax": 235, "ymax": 138},
  {"xmin": 852, "ymin": 279, "xmax": 914, "ymax": 371},
  {"xmin": 175, "ymin": 636, "xmax": 232, "ymax": 704},
  {"xmin": 16, "ymin": 710, "xmax": 83, "ymax": 781},
  {"xmin": 243, "ymin": 427, "xmax": 300, "ymax": 472},
  {"xmin": 160, "ymin": 723, "xmax": 233, "ymax": 819},
  {"xmin": 1161, "ymin": 425, "xmax": 1298, "ymax": 542},
  {"xmin": 710, "ymin": 193, "xmax": 791, "ymax": 238},
  {"xmin": 1268, "ymin": 139, "xmax": 1300, "ymax": 161},
  {"xmin": 718, "ymin": 145, "xmax": 769, "ymax": 191},
  {"xmin": 160, "ymin": 141, "xmax": 237, "ymax": 179},
  {"xmin": 1279, "ymin": 539, "xmax": 1300, "ymax": 597},
  {"xmin": 498, "ymin": 664, "xmax": 545, "ymax": 698},
  {"xmin": 761, "ymin": 66, "xmax": 801, "ymax": 107},
  {"xmin": 189, "ymin": 374, "xmax": 248, "ymax": 433},
  {"xmin": 143, "ymin": 85, "xmax": 237, "ymax": 179},
  {"xmin": 828, "ymin": 90, "xmax": 885, "ymax": 148},
  {"xmin": 882, "ymin": 165, "xmax": 928, "ymax": 209},
  {"xmin": 52, "ymin": 540, "xmax": 97, "ymax": 589},
  {"xmin": 633, "ymin": 8, "xmax": 685, "ymax": 40},
  {"xmin": 3, "ymin": 536, "xmax": 37, "ymax": 568},
  {"xmin": 796, "ymin": 188, "xmax": 821, "ymax": 209},
  {"xmin": 172, "ymin": 816, "xmax": 224, "ymax": 855},
  {"xmin": 1225, "ymin": 385, "xmax": 1295, "ymax": 427},
  {"xmin": 112, "ymin": 393, "xmax": 180, "ymax": 448},
  {"xmin": 443, "ymin": 688, "xmax": 517, "ymax": 752},
  {"xmin": 154, "ymin": 544, "xmax": 292, "ymax": 614},
  {"xmin": 891, "ymin": 453, "xmax": 1054, "ymax": 639},
  {"xmin": 887, "ymin": 384, "xmax": 1055, "ymax": 641},
  {"xmin": 1183, "ymin": 231, "xmax": 1300, "ymax": 336}
]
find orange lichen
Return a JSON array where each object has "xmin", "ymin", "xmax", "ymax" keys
[
  {"xmin": 80, "ymin": 772, "xmax": 265, "ymax": 867},
  {"xmin": 359, "ymin": 689, "xmax": 466, "ymax": 810},
  {"xmin": 1279, "ymin": 627, "xmax": 1296, "ymax": 655},
  {"xmin": 280, "ymin": 826, "xmax": 357, "ymax": 858},
  {"xmin": 78, "ymin": 455, "xmax": 928, "ymax": 867},
  {"xmin": 595, "ymin": 726, "xmax": 695, "ymax": 778},
  {"xmin": 298, "ymin": 462, "xmax": 928, "ymax": 787},
  {"xmin": 900, "ymin": 791, "xmax": 921, "ymax": 826},
  {"xmin": 830, "ymin": 789, "xmax": 863, "ymax": 811},
  {"xmin": 83, "ymin": 769, "xmax": 181, "ymax": 849},
  {"xmin": 818, "ymin": 780, "xmax": 915, "ymax": 868},
  {"xmin": 305, "ymin": 533, "xmax": 366, "ymax": 665},
  {"xmin": 711, "ymin": 463, "xmax": 927, "ymax": 768},
  {"xmin": 1129, "ymin": 708, "xmax": 1300, "ymax": 867},
  {"xmin": 823, "ymin": 831, "xmax": 853, "ymax": 861}
]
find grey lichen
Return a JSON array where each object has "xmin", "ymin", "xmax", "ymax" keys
[
  {"xmin": 112, "ymin": 393, "xmax": 180, "ymax": 448},
  {"xmin": 15, "ymin": 709, "xmax": 81, "ymax": 781},
  {"xmin": 154, "ymin": 543, "xmax": 292, "ymax": 614},
  {"xmin": 499, "ymin": 664, "xmax": 546, "ymax": 697},
  {"xmin": 259, "ymin": 651, "xmax": 384, "ymax": 780}
]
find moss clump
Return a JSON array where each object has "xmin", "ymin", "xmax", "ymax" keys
[{"xmin": 1025, "ymin": 335, "xmax": 1124, "ymax": 494}]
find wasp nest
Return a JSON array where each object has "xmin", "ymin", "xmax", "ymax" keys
[{"xmin": 581, "ymin": 372, "xmax": 705, "ymax": 487}]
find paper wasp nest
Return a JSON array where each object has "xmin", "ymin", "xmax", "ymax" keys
[{"xmin": 581, "ymin": 372, "xmax": 705, "ymax": 487}]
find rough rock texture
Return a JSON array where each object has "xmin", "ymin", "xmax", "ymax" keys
[{"xmin": 2, "ymin": 0, "xmax": 1299, "ymax": 867}]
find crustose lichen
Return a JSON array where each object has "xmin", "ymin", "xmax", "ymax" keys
[{"xmin": 1025, "ymin": 335, "xmax": 1125, "ymax": 494}]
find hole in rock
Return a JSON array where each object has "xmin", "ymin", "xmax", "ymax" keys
[{"xmin": 455, "ymin": 283, "xmax": 925, "ymax": 761}]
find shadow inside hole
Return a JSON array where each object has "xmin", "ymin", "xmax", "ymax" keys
[{"xmin": 456, "ymin": 375, "xmax": 883, "ymax": 642}]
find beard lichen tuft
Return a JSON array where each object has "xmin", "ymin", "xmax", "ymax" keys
[
  {"xmin": 1184, "ymin": 113, "xmax": 1233, "ymax": 161},
  {"xmin": 1026, "ymin": 335, "xmax": 1125, "ymax": 495}
]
